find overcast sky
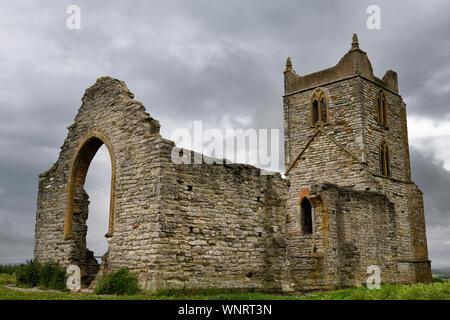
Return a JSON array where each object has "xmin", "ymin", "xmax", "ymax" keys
[{"xmin": 0, "ymin": 0, "xmax": 449, "ymax": 268}]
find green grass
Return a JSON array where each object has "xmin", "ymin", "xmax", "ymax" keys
[
  {"xmin": 0, "ymin": 274, "xmax": 448, "ymax": 300},
  {"xmin": 302, "ymin": 281, "xmax": 450, "ymax": 300}
]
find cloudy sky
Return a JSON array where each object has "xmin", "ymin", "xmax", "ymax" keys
[{"xmin": 0, "ymin": 0, "xmax": 449, "ymax": 268}]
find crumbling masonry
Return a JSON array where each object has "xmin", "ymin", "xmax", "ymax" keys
[{"xmin": 34, "ymin": 34, "xmax": 432, "ymax": 292}]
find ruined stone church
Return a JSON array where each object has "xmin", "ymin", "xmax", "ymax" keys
[{"xmin": 34, "ymin": 34, "xmax": 432, "ymax": 292}]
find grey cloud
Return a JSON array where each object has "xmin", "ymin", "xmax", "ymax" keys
[
  {"xmin": 410, "ymin": 147, "xmax": 450, "ymax": 227},
  {"xmin": 0, "ymin": 220, "xmax": 33, "ymax": 245},
  {"xmin": 0, "ymin": 220, "xmax": 34, "ymax": 264},
  {"xmin": 426, "ymin": 225, "xmax": 450, "ymax": 268}
]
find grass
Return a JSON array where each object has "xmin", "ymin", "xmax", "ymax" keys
[
  {"xmin": 302, "ymin": 281, "xmax": 450, "ymax": 300},
  {"xmin": 0, "ymin": 274, "xmax": 448, "ymax": 300}
]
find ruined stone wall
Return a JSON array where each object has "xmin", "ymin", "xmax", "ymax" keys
[
  {"xmin": 142, "ymin": 143, "xmax": 290, "ymax": 291},
  {"xmin": 34, "ymin": 77, "xmax": 167, "ymax": 286}
]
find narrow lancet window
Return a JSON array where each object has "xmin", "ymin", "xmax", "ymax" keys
[{"xmin": 380, "ymin": 141, "xmax": 391, "ymax": 177}]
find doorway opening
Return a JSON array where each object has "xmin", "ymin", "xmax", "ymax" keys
[
  {"xmin": 64, "ymin": 133, "xmax": 115, "ymax": 287},
  {"xmin": 83, "ymin": 145, "xmax": 111, "ymax": 283}
]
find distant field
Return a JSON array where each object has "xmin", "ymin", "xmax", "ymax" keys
[
  {"xmin": 432, "ymin": 268, "xmax": 450, "ymax": 280},
  {"xmin": 0, "ymin": 274, "xmax": 449, "ymax": 300}
]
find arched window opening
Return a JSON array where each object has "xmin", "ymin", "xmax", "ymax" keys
[
  {"xmin": 377, "ymin": 91, "xmax": 388, "ymax": 126},
  {"xmin": 300, "ymin": 197, "xmax": 313, "ymax": 234},
  {"xmin": 311, "ymin": 89, "xmax": 328, "ymax": 126},
  {"xmin": 380, "ymin": 141, "xmax": 391, "ymax": 177}
]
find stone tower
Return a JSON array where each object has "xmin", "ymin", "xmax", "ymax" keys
[{"xmin": 282, "ymin": 34, "xmax": 432, "ymax": 288}]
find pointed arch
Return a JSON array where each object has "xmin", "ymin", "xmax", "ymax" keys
[
  {"xmin": 311, "ymin": 88, "xmax": 329, "ymax": 125},
  {"xmin": 64, "ymin": 130, "xmax": 116, "ymax": 239}
]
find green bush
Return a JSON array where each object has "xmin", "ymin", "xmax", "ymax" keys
[
  {"xmin": 40, "ymin": 263, "xmax": 66, "ymax": 290},
  {"xmin": 94, "ymin": 267, "xmax": 140, "ymax": 295},
  {"xmin": 15, "ymin": 260, "xmax": 66, "ymax": 290},
  {"xmin": 15, "ymin": 260, "xmax": 41, "ymax": 287}
]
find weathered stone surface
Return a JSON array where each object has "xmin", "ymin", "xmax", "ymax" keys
[{"xmin": 34, "ymin": 34, "xmax": 431, "ymax": 292}]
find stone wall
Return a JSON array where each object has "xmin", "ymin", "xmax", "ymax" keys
[
  {"xmin": 147, "ymin": 148, "xmax": 290, "ymax": 290},
  {"xmin": 282, "ymin": 183, "xmax": 400, "ymax": 291}
]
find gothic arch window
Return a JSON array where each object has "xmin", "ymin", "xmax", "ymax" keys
[
  {"xmin": 376, "ymin": 90, "xmax": 388, "ymax": 126},
  {"xmin": 311, "ymin": 89, "xmax": 328, "ymax": 125},
  {"xmin": 379, "ymin": 141, "xmax": 391, "ymax": 177},
  {"xmin": 300, "ymin": 197, "xmax": 313, "ymax": 234}
]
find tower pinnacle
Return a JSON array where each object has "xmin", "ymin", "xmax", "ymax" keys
[
  {"xmin": 351, "ymin": 33, "xmax": 359, "ymax": 51},
  {"xmin": 284, "ymin": 57, "xmax": 293, "ymax": 72}
]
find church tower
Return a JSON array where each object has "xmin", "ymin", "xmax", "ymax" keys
[{"xmin": 282, "ymin": 34, "xmax": 432, "ymax": 290}]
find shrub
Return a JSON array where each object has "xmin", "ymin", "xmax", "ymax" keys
[
  {"xmin": 94, "ymin": 267, "xmax": 140, "ymax": 295},
  {"xmin": 40, "ymin": 262, "xmax": 66, "ymax": 290},
  {"xmin": 15, "ymin": 260, "xmax": 66, "ymax": 290},
  {"xmin": 15, "ymin": 260, "xmax": 41, "ymax": 287}
]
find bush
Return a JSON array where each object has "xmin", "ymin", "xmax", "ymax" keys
[
  {"xmin": 40, "ymin": 262, "xmax": 66, "ymax": 290},
  {"xmin": 15, "ymin": 260, "xmax": 66, "ymax": 290},
  {"xmin": 15, "ymin": 260, "xmax": 41, "ymax": 287},
  {"xmin": 94, "ymin": 267, "xmax": 140, "ymax": 295}
]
